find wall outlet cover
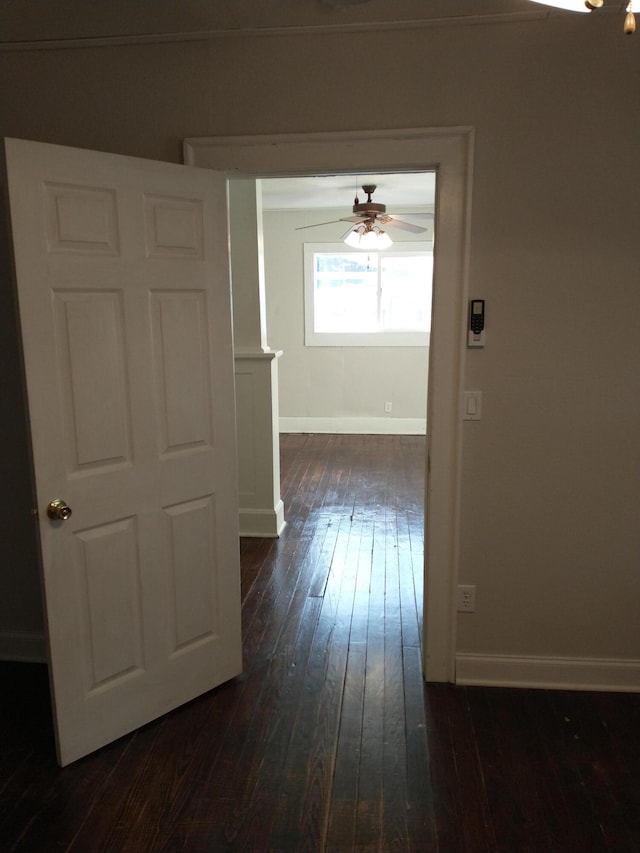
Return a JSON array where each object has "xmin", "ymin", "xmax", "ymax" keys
[{"xmin": 457, "ymin": 584, "xmax": 476, "ymax": 612}]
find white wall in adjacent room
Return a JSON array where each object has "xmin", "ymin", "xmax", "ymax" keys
[{"xmin": 263, "ymin": 206, "xmax": 431, "ymax": 433}]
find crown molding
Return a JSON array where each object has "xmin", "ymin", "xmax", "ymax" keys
[{"xmin": 0, "ymin": 10, "xmax": 546, "ymax": 52}]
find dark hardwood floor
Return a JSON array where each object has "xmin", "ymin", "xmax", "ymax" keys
[{"xmin": 1, "ymin": 433, "xmax": 639, "ymax": 852}]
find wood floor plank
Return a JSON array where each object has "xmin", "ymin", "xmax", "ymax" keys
[
  {"xmin": 591, "ymin": 692, "xmax": 640, "ymax": 849},
  {"xmin": 423, "ymin": 684, "xmax": 469, "ymax": 852},
  {"xmin": 545, "ymin": 690, "xmax": 640, "ymax": 852},
  {"xmin": 355, "ymin": 530, "xmax": 386, "ymax": 850},
  {"xmin": 402, "ymin": 646, "xmax": 437, "ymax": 852},
  {"xmin": 325, "ymin": 643, "xmax": 366, "ymax": 850},
  {"xmin": 381, "ymin": 520, "xmax": 411, "ymax": 853},
  {"xmin": 10, "ymin": 724, "xmax": 149, "ymax": 853},
  {"xmin": 266, "ymin": 513, "xmax": 361, "ymax": 850},
  {"xmin": 222, "ymin": 592, "xmax": 325, "ymax": 840},
  {"xmin": 446, "ymin": 687, "xmax": 497, "ymax": 852}
]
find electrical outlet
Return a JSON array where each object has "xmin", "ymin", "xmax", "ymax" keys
[
  {"xmin": 457, "ymin": 584, "xmax": 476, "ymax": 612},
  {"xmin": 384, "ymin": 401, "xmax": 392, "ymax": 414}
]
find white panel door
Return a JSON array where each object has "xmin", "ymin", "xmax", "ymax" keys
[{"xmin": 4, "ymin": 138, "xmax": 242, "ymax": 766}]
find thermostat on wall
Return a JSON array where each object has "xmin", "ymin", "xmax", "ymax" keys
[{"xmin": 468, "ymin": 299, "xmax": 485, "ymax": 348}]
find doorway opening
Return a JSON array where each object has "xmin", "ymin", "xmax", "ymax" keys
[{"xmin": 255, "ymin": 171, "xmax": 435, "ymax": 659}]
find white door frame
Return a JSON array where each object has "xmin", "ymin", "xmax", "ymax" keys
[{"xmin": 184, "ymin": 127, "xmax": 474, "ymax": 682}]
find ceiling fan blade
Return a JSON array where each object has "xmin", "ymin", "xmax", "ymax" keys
[
  {"xmin": 390, "ymin": 212, "xmax": 434, "ymax": 219},
  {"xmin": 294, "ymin": 219, "xmax": 344, "ymax": 231},
  {"xmin": 339, "ymin": 215, "xmax": 368, "ymax": 223},
  {"xmin": 386, "ymin": 217, "xmax": 428, "ymax": 234}
]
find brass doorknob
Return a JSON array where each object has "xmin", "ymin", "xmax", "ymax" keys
[{"xmin": 47, "ymin": 499, "xmax": 72, "ymax": 521}]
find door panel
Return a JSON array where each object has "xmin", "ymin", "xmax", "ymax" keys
[
  {"xmin": 76, "ymin": 516, "xmax": 143, "ymax": 688},
  {"xmin": 151, "ymin": 290, "xmax": 213, "ymax": 452},
  {"xmin": 4, "ymin": 137, "xmax": 242, "ymax": 766},
  {"xmin": 54, "ymin": 289, "xmax": 132, "ymax": 470},
  {"xmin": 165, "ymin": 495, "xmax": 219, "ymax": 648}
]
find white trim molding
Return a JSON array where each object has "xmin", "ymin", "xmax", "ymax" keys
[
  {"xmin": 185, "ymin": 126, "xmax": 475, "ymax": 683},
  {"xmin": 0, "ymin": 630, "xmax": 47, "ymax": 663},
  {"xmin": 239, "ymin": 501, "xmax": 286, "ymax": 539},
  {"xmin": 0, "ymin": 12, "xmax": 548, "ymax": 53},
  {"xmin": 235, "ymin": 349, "xmax": 285, "ymax": 538},
  {"xmin": 456, "ymin": 653, "xmax": 640, "ymax": 693},
  {"xmin": 280, "ymin": 417, "xmax": 426, "ymax": 435}
]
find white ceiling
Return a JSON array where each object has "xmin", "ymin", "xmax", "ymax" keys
[{"xmin": 260, "ymin": 171, "xmax": 436, "ymax": 211}]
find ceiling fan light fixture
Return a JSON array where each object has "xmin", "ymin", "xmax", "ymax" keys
[
  {"xmin": 527, "ymin": 0, "xmax": 593, "ymax": 11},
  {"xmin": 343, "ymin": 229, "xmax": 361, "ymax": 248},
  {"xmin": 625, "ymin": 1, "xmax": 636, "ymax": 33},
  {"xmin": 371, "ymin": 229, "xmax": 393, "ymax": 250},
  {"xmin": 344, "ymin": 224, "xmax": 393, "ymax": 250},
  {"xmin": 527, "ymin": 0, "xmax": 634, "ymax": 32}
]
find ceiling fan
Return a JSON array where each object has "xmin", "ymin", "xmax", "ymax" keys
[{"xmin": 294, "ymin": 184, "xmax": 432, "ymax": 248}]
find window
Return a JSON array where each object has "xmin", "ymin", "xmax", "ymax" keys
[{"xmin": 304, "ymin": 242, "xmax": 433, "ymax": 346}]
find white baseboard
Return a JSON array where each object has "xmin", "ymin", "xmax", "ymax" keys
[
  {"xmin": 0, "ymin": 630, "xmax": 47, "ymax": 663},
  {"xmin": 239, "ymin": 499, "xmax": 286, "ymax": 538},
  {"xmin": 456, "ymin": 653, "xmax": 640, "ymax": 692},
  {"xmin": 280, "ymin": 416, "xmax": 426, "ymax": 435}
]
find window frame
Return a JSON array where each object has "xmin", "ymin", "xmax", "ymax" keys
[{"xmin": 303, "ymin": 241, "xmax": 433, "ymax": 347}]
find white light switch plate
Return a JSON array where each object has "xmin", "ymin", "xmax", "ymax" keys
[{"xmin": 464, "ymin": 390, "xmax": 482, "ymax": 420}]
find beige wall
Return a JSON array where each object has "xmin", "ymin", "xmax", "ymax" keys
[
  {"xmin": 1, "ymin": 13, "xmax": 638, "ymax": 670},
  {"xmin": 0, "ymin": 199, "xmax": 43, "ymax": 642}
]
